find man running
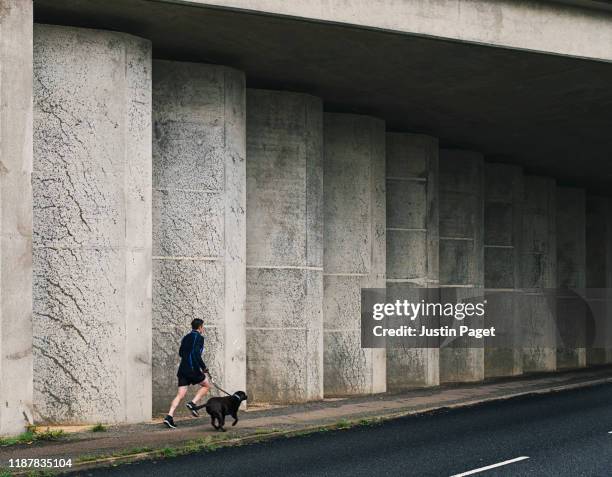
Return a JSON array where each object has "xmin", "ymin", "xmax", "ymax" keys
[{"xmin": 164, "ymin": 318, "xmax": 211, "ymax": 429}]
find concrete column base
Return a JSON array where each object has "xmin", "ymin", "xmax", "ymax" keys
[
  {"xmin": 245, "ymin": 90, "xmax": 324, "ymax": 403},
  {"xmin": 33, "ymin": 25, "xmax": 152, "ymax": 423},
  {"xmin": 521, "ymin": 176, "xmax": 557, "ymax": 373},
  {"xmin": 323, "ymin": 113, "xmax": 386, "ymax": 396},
  {"xmin": 385, "ymin": 133, "xmax": 439, "ymax": 390},
  {"xmin": 586, "ymin": 196, "xmax": 612, "ymax": 366},
  {"xmin": 484, "ymin": 164, "xmax": 523, "ymax": 379},
  {"xmin": 0, "ymin": 0, "xmax": 34, "ymax": 435},
  {"xmin": 151, "ymin": 61, "xmax": 247, "ymax": 414},
  {"xmin": 556, "ymin": 187, "xmax": 587, "ymax": 370},
  {"xmin": 439, "ymin": 150, "xmax": 484, "ymax": 383}
]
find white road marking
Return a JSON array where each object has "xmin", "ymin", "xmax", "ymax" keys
[
  {"xmin": 608, "ymin": 431, "xmax": 612, "ymax": 434},
  {"xmin": 450, "ymin": 456, "xmax": 530, "ymax": 477}
]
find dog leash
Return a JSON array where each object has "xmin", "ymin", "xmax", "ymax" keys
[{"xmin": 205, "ymin": 371, "xmax": 232, "ymax": 397}]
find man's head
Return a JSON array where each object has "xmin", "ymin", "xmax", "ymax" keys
[{"xmin": 191, "ymin": 318, "xmax": 204, "ymax": 333}]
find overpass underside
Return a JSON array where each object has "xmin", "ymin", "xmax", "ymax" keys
[{"xmin": 1, "ymin": 0, "xmax": 612, "ymax": 432}]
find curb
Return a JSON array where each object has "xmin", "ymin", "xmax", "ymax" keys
[{"xmin": 9, "ymin": 376, "xmax": 612, "ymax": 475}]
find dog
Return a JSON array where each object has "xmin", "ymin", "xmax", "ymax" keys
[{"xmin": 197, "ymin": 391, "xmax": 248, "ymax": 431}]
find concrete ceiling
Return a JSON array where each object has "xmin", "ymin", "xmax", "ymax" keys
[
  {"xmin": 35, "ymin": 0, "xmax": 612, "ymax": 195},
  {"xmin": 547, "ymin": 0, "xmax": 612, "ymax": 12}
]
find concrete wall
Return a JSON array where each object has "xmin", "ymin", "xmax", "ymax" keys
[
  {"xmin": 439, "ymin": 150, "xmax": 484, "ymax": 383},
  {"xmin": 0, "ymin": 0, "xmax": 34, "ymax": 435},
  {"xmin": 152, "ymin": 61, "xmax": 246, "ymax": 414},
  {"xmin": 33, "ymin": 25, "xmax": 152, "ymax": 423},
  {"xmin": 585, "ymin": 196, "xmax": 612, "ymax": 365},
  {"xmin": 245, "ymin": 89, "xmax": 323, "ymax": 403},
  {"xmin": 186, "ymin": 0, "xmax": 612, "ymax": 62},
  {"xmin": 556, "ymin": 187, "xmax": 587, "ymax": 369},
  {"xmin": 484, "ymin": 164, "xmax": 523, "ymax": 378},
  {"xmin": 323, "ymin": 113, "xmax": 386, "ymax": 396},
  {"xmin": 385, "ymin": 133, "xmax": 439, "ymax": 390},
  {"xmin": 521, "ymin": 177, "xmax": 557, "ymax": 373}
]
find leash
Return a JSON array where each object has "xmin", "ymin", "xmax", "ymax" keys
[{"xmin": 205, "ymin": 371, "xmax": 232, "ymax": 397}]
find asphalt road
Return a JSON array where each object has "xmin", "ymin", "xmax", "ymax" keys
[{"xmin": 79, "ymin": 383, "xmax": 612, "ymax": 477}]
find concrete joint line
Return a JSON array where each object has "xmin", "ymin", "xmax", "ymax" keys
[
  {"xmin": 34, "ymin": 245, "xmax": 150, "ymax": 251},
  {"xmin": 152, "ymin": 256, "xmax": 221, "ymax": 261},
  {"xmin": 323, "ymin": 272, "xmax": 368, "ymax": 277},
  {"xmin": 386, "ymin": 278, "xmax": 430, "ymax": 284},
  {"xmin": 246, "ymin": 265, "xmax": 323, "ymax": 271},
  {"xmin": 483, "ymin": 288, "xmax": 521, "ymax": 292},
  {"xmin": 440, "ymin": 284, "xmax": 479, "ymax": 288},
  {"xmin": 386, "ymin": 176, "xmax": 427, "ymax": 182},
  {"xmin": 154, "ymin": 187, "xmax": 223, "ymax": 194},
  {"xmin": 440, "ymin": 237, "xmax": 475, "ymax": 241},
  {"xmin": 246, "ymin": 326, "xmax": 311, "ymax": 331}
]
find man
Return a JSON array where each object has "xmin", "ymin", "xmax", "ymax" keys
[{"xmin": 164, "ymin": 318, "xmax": 211, "ymax": 429}]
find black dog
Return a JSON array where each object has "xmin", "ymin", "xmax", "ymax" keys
[{"xmin": 197, "ymin": 391, "xmax": 247, "ymax": 431}]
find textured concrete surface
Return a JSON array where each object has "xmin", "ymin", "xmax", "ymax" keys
[
  {"xmin": 182, "ymin": 0, "xmax": 612, "ymax": 61},
  {"xmin": 246, "ymin": 90, "xmax": 323, "ymax": 403},
  {"xmin": 585, "ymin": 196, "xmax": 612, "ymax": 365},
  {"xmin": 323, "ymin": 113, "xmax": 386, "ymax": 396},
  {"xmin": 152, "ymin": 61, "xmax": 246, "ymax": 414},
  {"xmin": 439, "ymin": 150, "xmax": 484, "ymax": 383},
  {"xmin": 556, "ymin": 187, "xmax": 587, "ymax": 370},
  {"xmin": 33, "ymin": 25, "xmax": 152, "ymax": 423},
  {"xmin": 12, "ymin": 0, "xmax": 612, "ymax": 430},
  {"xmin": 521, "ymin": 177, "xmax": 557, "ymax": 373},
  {"xmin": 34, "ymin": 2, "xmax": 612, "ymax": 197},
  {"xmin": 0, "ymin": 0, "xmax": 34, "ymax": 436},
  {"xmin": 484, "ymin": 164, "xmax": 523, "ymax": 378},
  {"xmin": 385, "ymin": 133, "xmax": 439, "ymax": 390}
]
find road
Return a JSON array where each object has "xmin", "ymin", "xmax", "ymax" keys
[{"xmin": 80, "ymin": 383, "xmax": 612, "ymax": 476}]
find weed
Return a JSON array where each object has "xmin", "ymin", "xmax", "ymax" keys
[
  {"xmin": 34, "ymin": 428, "xmax": 64, "ymax": 441},
  {"xmin": 0, "ymin": 427, "xmax": 64, "ymax": 447},
  {"xmin": 159, "ymin": 447, "xmax": 177, "ymax": 458},
  {"xmin": 335, "ymin": 419, "xmax": 351, "ymax": 429}
]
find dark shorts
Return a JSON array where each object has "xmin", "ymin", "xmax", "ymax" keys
[{"xmin": 177, "ymin": 372, "xmax": 209, "ymax": 387}]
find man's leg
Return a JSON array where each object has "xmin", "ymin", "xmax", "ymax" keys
[
  {"xmin": 168, "ymin": 386, "xmax": 188, "ymax": 416},
  {"xmin": 191, "ymin": 379, "xmax": 210, "ymax": 406}
]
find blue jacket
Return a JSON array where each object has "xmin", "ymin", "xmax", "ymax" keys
[{"xmin": 177, "ymin": 331, "xmax": 206, "ymax": 376}]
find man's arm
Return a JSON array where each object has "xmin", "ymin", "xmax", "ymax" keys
[
  {"xmin": 178, "ymin": 335, "xmax": 187, "ymax": 358},
  {"xmin": 196, "ymin": 335, "xmax": 207, "ymax": 373}
]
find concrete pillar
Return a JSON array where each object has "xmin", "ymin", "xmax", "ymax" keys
[
  {"xmin": 33, "ymin": 25, "xmax": 152, "ymax": 423},
  {"xmin": 585, "ymin": 196, "xmax": 612, "ymax": 365},
  {"xmin": 484, "ymin": 164, "xmax": 523, "ymax": 378},
  {"xmin": 152, "ymin": 61, "xmax": 246, "ymax": 413},
  {"xmin": 521, "ymin": 177, "xmax": 557, "ymax": 372},
  {"xmin": 245, "ymin": 90, "xmax": 323, "ymax": 403},
  {"xmin": 323, "ymin": 113, "xmax": 386, "ymax": 396},
  {"xmin": 0, "ymin": 0, "xmax": 33, "ymax": 435},
  {"xmin": 439, "ymin": 150, "xmax": 484, "ymax": 383},
  {"xmin": 556, "ymin": 187, "xmax": 587, "ymax": 369},
  {"xmin": 385, "ymin": 133, "xmax": 439, "ymax": 390}
]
